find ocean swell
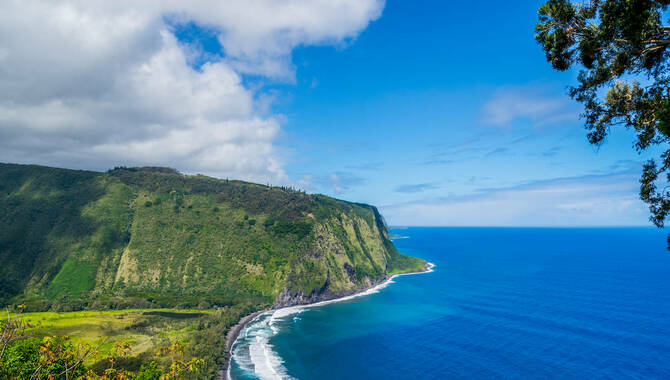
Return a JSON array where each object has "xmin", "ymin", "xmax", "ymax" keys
[{"xmin": 228, "ymin": 263, "xmax": 434, "ymax": 380}]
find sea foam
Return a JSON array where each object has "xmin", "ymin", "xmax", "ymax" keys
[
  {"xmin": 229, "ymin": 263, "xmax": 435, "ymax": 380},
  {"xmin": 230, "ymin": 312, "xmax": 295, "ymax": 380}
]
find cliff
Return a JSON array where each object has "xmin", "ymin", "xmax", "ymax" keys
[{"xmin": 0, "ymin": 163, "xmax": 425, "ymax": 310}]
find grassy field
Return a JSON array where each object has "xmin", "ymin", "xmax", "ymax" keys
[
  {"xmin": 11, "ymin": 306, "xmax": 253, "ymax": 377},
  {"xmin": 21, "ymin": 309, "xmax": 211, "ymax": 360},
  {"xmin": 0, "ymin": 163, "xmax": 426, "ymax": 377},
  {"xmin": 388, "ymin": 259, "xmax": 428, "ymax": 275}
]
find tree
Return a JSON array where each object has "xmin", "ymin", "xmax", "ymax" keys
[
  {"xmin": 156, "ymin": 340, "xmax": 203, "ymax": 380},
  {"xmin": 33, "ymin": 336, "xmax": 95, "ymax": 379},
  {"xmin": 535, "ymin": 0, "xmax": 670, "ymax": 245},
  {"xmin": 97, "ymin": 341, "xmax": 132, "ymax": 379},
  {"xmin": 0, "ymin": 338, "xmax": 41, "ymax": 378},
  {"xmin": 1, "ymin": 306, "xmax": 94, "ymax": 379},
  {"xmin": 0, "ymin": 304, "xmax": 30, "ymax": 363},
  {"xmin": 134, "ymin": 361, "xmax": 163, "ymax": 380}
]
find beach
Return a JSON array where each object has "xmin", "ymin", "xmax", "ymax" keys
[
  {"xmin": 242, "ymin": 227, "xmax": 670, "ymax": 380},
  {"xmin": 223, "ymin": 262, "xmax": 435, "ymax": 379}
]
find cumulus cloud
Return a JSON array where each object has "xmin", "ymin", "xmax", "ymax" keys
[
  {"xmin": 381, "ymin": 169, "xmax": 650, "ymax": 226},
  {"xmin": 0, "ymin": 0, "xmax": 384, "ymax": 183}
]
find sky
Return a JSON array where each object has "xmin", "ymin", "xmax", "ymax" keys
[{"xmin": 0, "ymin": 0, "xmax": 663, "ymax": 226}]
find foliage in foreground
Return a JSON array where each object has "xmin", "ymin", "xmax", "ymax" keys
[
  {"xmin": 0, "ymin": 163, "xmax": 425, "ymax": 376},
  {"xmin": 0, "ymin": 335, "xmax": 200, "ymax": 379},
  {"xmin": 0, "ymin": 305, "xmax": 255, "ymax": 379},
  {"xmin": 535, "ymin": 0, "xmax": 670, "ymax": 245}
]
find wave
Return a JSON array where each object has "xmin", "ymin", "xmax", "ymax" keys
[
  {"xmin": 228, "ymin": 263, "xmax": 435, "ymax": 380},
  {"xmin": 229, "ymin": 312, "xmax": 295, "ymax": 380}
]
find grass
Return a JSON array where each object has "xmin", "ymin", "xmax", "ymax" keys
[
  {"xmin": 1, "ymin": 163, "xmax": 425, "ymax": 317},
  {"xmin": 46, "ymin": 258, "xmax": 97, "ymax": 299},
  {"xmin": 10, "ymin": 302, "xmax": 257, "ymax": 378},
  {"xmin": 388, "ymin": 259, "xmax": 427, "ymax": 275},
  {"xmin": 1, "ymin": 162, "xmax": 428, "ymax": 377},
  {"xmin": 17, "ymin": 309, "xmax": 216, "ymax": 365}
]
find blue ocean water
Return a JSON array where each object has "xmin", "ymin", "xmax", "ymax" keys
[{"xmin": 229, "ymin": 227, "xmax": 670, "ymax": 379}]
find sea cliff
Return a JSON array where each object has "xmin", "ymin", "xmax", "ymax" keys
[{"xmin": 0, "ymin": 162, "xmax": 425, "ymax": 311}]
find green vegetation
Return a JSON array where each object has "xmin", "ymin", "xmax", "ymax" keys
[
  {"xmin": 1, "ymin": 336, "xmax": 88, "ymax": 379},
  {"xmin": 0, "ymin": 163, "xmax": 423, "ymax": 309},
  {"xmin": 535, "ymin": 0, "xmax": 670, "ymax": 245},
  {"xmin": 0, "ymin": 162, "xmax": 425, "ymax": 377},
  {"xmin": 0, "ymin": 305, "xmax": 254, "ymax": 378}
]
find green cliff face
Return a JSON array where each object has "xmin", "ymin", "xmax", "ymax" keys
[{"xmin": 0, "ymin": 163, "xmax": 425, "ymax": 310}]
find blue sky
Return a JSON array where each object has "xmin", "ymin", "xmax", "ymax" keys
[
  {"xmin": 263, "ymin": 0, "xmax": 658, "ymax": 226},
  {"xmin": 0, "ymin": 0, "xmax": 661, "ymax": 226}
]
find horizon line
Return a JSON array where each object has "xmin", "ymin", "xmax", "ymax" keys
[{"xmin": 388, "ymin": 225, "xmax": 660, "ymax": 229}]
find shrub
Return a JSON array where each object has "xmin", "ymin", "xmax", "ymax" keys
[
  {"xmin": 134, "ymin": 361, "xmax": 163, "ymax": 380},
  {"xmin": 0, "ymin": 338, "xmax": 42, "ymax": 378},
  {"xmin": 274, "ymin": 220, "xmax": 313, "ymax": 240},
  {"xmin": 0, "ymin": 337, "xmax": 89, "ymax": 379}
]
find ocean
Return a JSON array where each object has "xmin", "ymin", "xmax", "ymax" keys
[{"xmin": 228, "ymin": 227, "xmax": 670, "ymax": 379}]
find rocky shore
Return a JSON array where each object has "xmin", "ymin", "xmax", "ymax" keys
[{"xmin": 219, "ymin": 262, "xmax": 434, "ymax": 379}]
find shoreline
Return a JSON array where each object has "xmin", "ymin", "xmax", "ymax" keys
[{"xmin": 220, "ymin": 262, "xmax": 435, "ymax": 379}]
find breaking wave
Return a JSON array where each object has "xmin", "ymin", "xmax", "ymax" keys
[{"xmin": 228, "ymin": 263, "xmax": 435, "ymax": 380}]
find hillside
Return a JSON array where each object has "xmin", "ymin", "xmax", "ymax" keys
[{"xmin": 0, "ymin": 163, "xmax": 426, "ymax": 311}]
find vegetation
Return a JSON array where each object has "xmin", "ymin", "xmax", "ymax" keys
[
  {"xmin": 0, "ymin": 305, "xmax": 255, "ymax": 378},
  {"xmin": 0, "ymin": 162, "xmax": 425, "ymax": 377},
  {"xmin": 0, "ymin": 163, "xmax": 423, "ymax": 309},
  {"xmin": 535, "ymin": 0, "xmax": 670, "ymax": 245}
]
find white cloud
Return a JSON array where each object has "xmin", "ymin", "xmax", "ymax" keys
[
  {"xmin": 381, "ymin": 169, "xmax": 650, "ymax": 226},
  {"xmin": 0, "ymin": 0, "xmax": 384, "ymax": 183},
  {"xmin": 481, "ymin": 84, "xmax": 578, "ymax": 127},
  {"xmin": 322, "ymin": 172, "xmax": 366, "ymax": 194}
]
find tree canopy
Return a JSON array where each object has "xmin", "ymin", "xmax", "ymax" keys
[{"xmin": 536, "ymin": 0, "xmax": 670, "ymax": 245}]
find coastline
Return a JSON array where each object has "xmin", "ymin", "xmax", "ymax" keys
[
  {"xmin": 221, "ymin": 262, "xmax": 435, "ymax": 379},
  {"xmin": 225, "ymin": 310, "xmax": 267, "ymax": 353}
]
